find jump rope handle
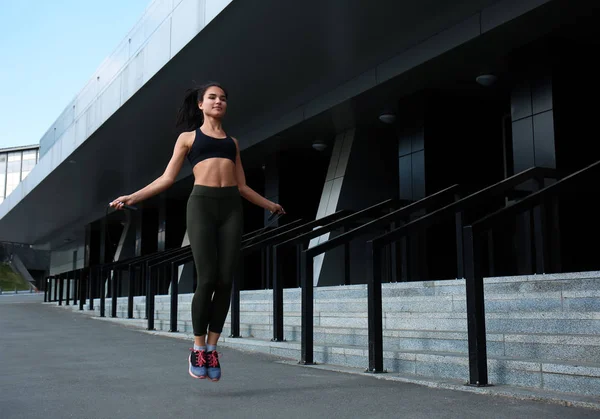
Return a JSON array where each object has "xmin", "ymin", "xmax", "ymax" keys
[{"xmin": 108, "ymin": 202, "xmax": 138, "ymax": 211}]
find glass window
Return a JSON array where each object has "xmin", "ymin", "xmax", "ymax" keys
[
  {"xmin": 20, "ymin": 149, "xmax": 37, "ymax": 180},
  {"xmin": 0, "ymin": 153, "xmax": 6, "ymax": 199},
  {"xmin": 22, "ymin": 150, "xmax": 36, "ymax": 160},
  {"xmin": 5, "ymin": 151, "xmax": 22, "ymax": 197}
]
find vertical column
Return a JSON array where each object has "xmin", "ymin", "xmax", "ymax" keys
[{"xmin": 72, "ymin": 250, "xmax": 77, "ymax": 302}]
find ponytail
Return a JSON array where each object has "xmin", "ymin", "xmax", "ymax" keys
[
  {"xmin": 175, "ymin": 82, "xmax": 228, "ymax": 130},
  {"xmin": 175, "ymin": 88, "xmax": 203, "ymax": 130}
]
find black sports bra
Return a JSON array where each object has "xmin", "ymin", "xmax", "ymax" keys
[{"xmin": 187, "ymin": 128, "xmax": 237, "ymax": 167}]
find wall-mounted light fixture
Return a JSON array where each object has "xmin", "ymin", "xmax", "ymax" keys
[
  {"xmin": 312, "ymin": 140, "xmax": 327, "ymax": 152},
  {"xmin": 378, "ymin": 111, "xmax": 397, "ymax": 124},
  {"xmin": 476, "ymin": 74, "xmax": 498, "ymax": 87}
]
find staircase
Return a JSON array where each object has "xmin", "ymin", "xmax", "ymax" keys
[{"xmin": 65, "ymin": 270, "xmax": 600, "ymax": 397}]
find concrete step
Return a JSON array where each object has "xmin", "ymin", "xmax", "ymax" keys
[
  {"xmin": 88, "ymin": 306, "xmax": 600, "ymax": 365},
  {"xmin": 83, "ymin": 287, "xmax": 600, "ymax": 317},
  {"xmin": 97, "ymin": 304, "xmax": 600, "ymax": 333},
  {"xmin": 52, "ymin": 270, "xmax": 600, "ymax": 397},
  {"xmin": 213, "ymin": 336, "xmax": 600, "ymax": 398},
  {"xmin": 80, "ymin": 307, "xmax": 600, "ymax": 397}
]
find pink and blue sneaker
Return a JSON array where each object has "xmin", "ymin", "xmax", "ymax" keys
[
  {"xmin": 207, "ymin": 350, "xmax": 221, "ymax": 382},
  {"xmin": 188, "ymin": 348, "xmax": 207, "ymax": 379}
]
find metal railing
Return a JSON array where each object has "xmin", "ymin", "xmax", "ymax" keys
[
  {"xmin": 44, "ymin": 164, "xmax": 576, "ymax": 387},
  {"xmin": 270, "ymin": 199, "xmax": 404, "ymax": 342},
  {"xmin": 364, "ymin": 166, "xmax": 559, "ymax": 377},
  {"xmin": 458, "ymin": 160, "xmax": 600, "ymax": 386},
  {"xmin": 298, "ymin": 184, "xmax": 462, "ymax": 364}
]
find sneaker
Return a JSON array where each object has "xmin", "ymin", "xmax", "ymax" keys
[
  {"xmin": 188, "ymin": 348, "xmax": 207, "ymax": 379},
  {"xmin": 207, "ymin": 350, "xmax": 221, "ymax": 381}
]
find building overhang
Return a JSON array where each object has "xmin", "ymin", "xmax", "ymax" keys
[{"xmin": 0, "ymin": 0, "xmax": 590, "ymax": 247}]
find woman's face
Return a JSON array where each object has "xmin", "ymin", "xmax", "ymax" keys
[{"xmin": 199, "ymin": 86, "xmax": 227, "ymax": 119}]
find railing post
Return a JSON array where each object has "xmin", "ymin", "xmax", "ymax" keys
[
  {"xmin": 43, "ymin": 277, "xmax": 48, "ymax": 302},
  {"xmin": 455, "ymin": 211, "xmax": 464, "ymax": 278},
  {"xmin": 145, "ymin": 264, "xmax": 150, "ymax": 320},
  {"xmin": 296, "ymin": 244, "xmax": 302, "ymax": 288},
  {"xmin": 111, "ymin": 269, "xmax": 118, "ymax": 318},
  {"xmin": 72, "ymin": 272, "xmax": 78, "ymax": 306},
  {"xmin": 58, "ymin": 274, "xmax": 63, "ymax": 306},
  {"xmin": 66, "ymin": 272, "xmax": 71, "ymax": 306},
  {"xmin": 147, "ymin": 266, "xmax": 155, "ymax": 331},
  {"xmin": 128, "ymin": 265, "xmax": 135, "ymax": 319},
  {"xmin": 88, "ymin": 267, "xmax": 95, "ymax": 311},
  {"xmin": 463, "ymin": 226, "xmax": 489, "ymax": 387},
  {"xmin": 53, "ymin": 276, "xmax": 58, "ymax": 302},
  {"xmin": 100, "ymin": 268, "xmax": 106, "ymax": 318},
  {"xmin": 79, "ymin": 269, "xmax": 86, "ymax": 311},
  {"xmin": 65, "ymin": 271, "xmax": 73, "ymax": 306},
  {"xmin": 229, "ymin": 261, "xmax": 242, "ymax": 338},
  {"xmin": 169, "ymin": 262, "xmax": 179, "ymax": 332},
  {"xmin": 344, "ymin": 227, "xmax": 351, "ymax": 285},
  {"xmin": 300, "ymin": 249, "xmax": 314, "ymax": 365},
  {"xmin": 389, "ymin": 222, "xmax": 398, "ymax": 283},
  {"xmin": 366, "ymin": 241, "xmax": 385, "ymax": 373},
  {"xmin": 272, "ymin": 245, "xmax": 284, "ymax": 342},
  {"xmin": 266, "ymin": 246, "xmax": 272, "ymax": 289}
]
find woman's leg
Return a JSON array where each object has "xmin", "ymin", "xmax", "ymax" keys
[
  {"xmin": 208, "ymin": 194, "xmax": 243, "ymax": 337},
  {"xmin": 186, "ymin": 191, "xmax": 218, "ymax": 379},
  {"xmin": 187, "ymin": 194, "xmax": 218, "ymax": 338},
  {"xmin": 205, "ymin": 193, "xmax": 243, "ymax": 381}
]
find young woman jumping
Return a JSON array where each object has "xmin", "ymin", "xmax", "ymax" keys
[{"xmin": 110, "ymin": 82, "xmax": 285, "ymax": 382}]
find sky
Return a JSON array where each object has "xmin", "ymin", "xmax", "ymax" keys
[{"xmin": 0, "ymin": 0, "xmax": 152, "ymax": 149}]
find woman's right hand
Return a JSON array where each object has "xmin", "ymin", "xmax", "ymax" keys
[{"xmin": 110, "ymin": 195, "xmax": 135, "ymax": 210}]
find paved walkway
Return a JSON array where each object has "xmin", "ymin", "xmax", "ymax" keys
[{"xmin": 0, "ymin": 295, "xmax": 598, "ymax": 419}]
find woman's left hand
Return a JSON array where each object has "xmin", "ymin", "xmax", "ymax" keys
[{"xmin": 270, "ymin": 203, "xmax": 286, "ymax": 215}]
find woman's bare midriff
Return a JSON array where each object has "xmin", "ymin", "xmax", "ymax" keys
[{"xmin": 192, "ymin": 158, "xmax": 237, "ymax": 187}]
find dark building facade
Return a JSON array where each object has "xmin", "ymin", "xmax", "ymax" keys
[{"xmin": 0, "ymin": 0, "xmax": 598, "ymax": 291}]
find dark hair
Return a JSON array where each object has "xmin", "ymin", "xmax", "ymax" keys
[{"xmin": 175, "ymin": 82, "xmax": 228, "ymax": 129}]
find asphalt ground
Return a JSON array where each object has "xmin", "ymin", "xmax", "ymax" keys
[{"xmin": 1, "ymin": 294, "xmax": 598, "ymax": 419}]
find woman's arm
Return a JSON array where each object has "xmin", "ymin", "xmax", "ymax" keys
[
  {"xmin": 232, "ymin": 138, "xmax": 285, "ymax": 214},
  {"xmin": 110, "ymin": 132, "xmax": 191, "ymax": 209}
]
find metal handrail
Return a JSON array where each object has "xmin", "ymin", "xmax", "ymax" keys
[
  {"xmin": 297, "ymin": 184, "xmax": 462, "ymax": 364},
  {"xmin": 459, "ymin": 159, "xmax": 600, "ymax": 386},
  {"xmin": 269, "ymin": 200, "xmax": 402, "ymax": 342},
  {"xmin": 364, "ymin": 165, "xmax": 560, "ymax": 379}
]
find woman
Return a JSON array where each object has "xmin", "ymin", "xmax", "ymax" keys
[{"xmin": 110, "ymin": 82, "xmax": 285, "ymax": 382}]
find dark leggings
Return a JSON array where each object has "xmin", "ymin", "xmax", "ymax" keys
[{"xmin": 186, "ymin": 185, "xmax": 243, "ymax": 336}]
